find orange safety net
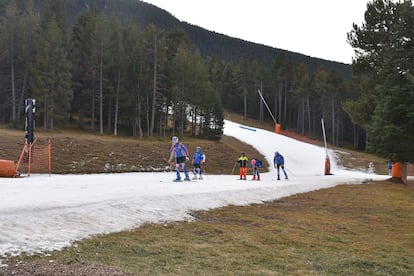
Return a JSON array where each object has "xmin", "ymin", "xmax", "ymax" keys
[{"xmin": 16, "ymin": 139, "xmax": 51, "ymax": 176}]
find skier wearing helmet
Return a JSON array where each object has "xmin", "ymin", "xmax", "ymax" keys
[
  {"xmin": 273, "ymin": 151, "xmax": 288, "ymax": 180},
  {"xmin": 250, "ymin": 158, "xmax": 260, "ymax": 181},
  {"xmin": 237, "ymin": 152, "xmax": 248, "ymax": 180},
  {"xmin": 192, "ymin": 146, "xmax": 205, "ymax": 180},
  {"xmin": 168, "ymin": 136, "xmax": 191, "ymax": 181}
]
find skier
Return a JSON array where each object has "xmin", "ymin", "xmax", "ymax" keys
[
  {"xmin": 237, "ymin": 152, "xmax": 248, "ymax": 180},
  {"xmin": 167, "ymin": 136, "xmax": 190, "ymax": 181},
  {"xmin": 250, "ymin": 159, "xmax": 260, "ymax": 181},
  {"xmin": 273, "ymin": 151, "xmax": 288, "ymax": 180},
  {"xmin": 192, "ymin": 146, "xmax": 206, "ymax": 180}
]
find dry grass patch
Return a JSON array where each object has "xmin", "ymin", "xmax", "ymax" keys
[
  {"xmin": 333, "ymin": 147, "xmax": 389, "ymax": 175},
  {"xmin": 0, "ymin": 126, "xmax": 268, "ymax": 175}
]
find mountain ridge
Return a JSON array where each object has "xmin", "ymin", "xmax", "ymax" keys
[{"xmin": 26, "ymin": 0, "xmax": 351, "ymax": 77}]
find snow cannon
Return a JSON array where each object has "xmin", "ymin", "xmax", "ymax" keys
[
  {"xmin": 275, "ymin": 123, "xmax": 281, "ymax": 134},
  {"xmin": 0, "ymin": 159, "xmax": 17, "ymax": 177}
]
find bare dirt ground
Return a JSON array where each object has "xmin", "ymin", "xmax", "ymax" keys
[
  {"xmin": 0, "ymin": 262, "xmax": 134, "ymax": 276},
  {"xmin": 0, "ymin": 127, "xmax": 269, "ymax": 175}
]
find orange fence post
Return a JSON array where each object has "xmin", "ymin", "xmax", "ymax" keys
[{"xmin": 392, "ymin": 162, "xmax": 402, "ymax": 178}]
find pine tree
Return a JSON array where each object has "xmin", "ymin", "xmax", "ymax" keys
[
  {"xmin": 106, "ymin": 17, "xmax": 126, "ymax": 136},
  {"xmin": 234, "ymin": 57, "xmax": 253, "ymax": 120},
  {"xmin": 70, "ymin": 9, "xmax": 97, "ymax": 129},
  {"xmin": 291, "ymin": 61, "xmax": 311, "ymax": 136},
  {"xmin": 270, "ymin": 54, "xmax": 291, "ymax": 126},
  {"xmin": 121, "ymin": 22, "xmax": 145, "ymax": 137},
  {"xmin": 30, "ymin": 16, "xmax": 72, "ymax": 129},
  {"xmin": 347, "ymin": 0, "xmax": 414, "ymax": 162}
]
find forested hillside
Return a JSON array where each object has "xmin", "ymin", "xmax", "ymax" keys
[
  {"xmin": 0, "ymin": 0, "xmax": 412, "ymax": 164},
  {"xmin": 28, "ymin": 0, "xmax": 353, "ymax": 76}
]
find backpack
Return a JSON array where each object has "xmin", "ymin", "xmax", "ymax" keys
[{"xmin": 255, "ymin": 159, "xmax": 262, "ymax": 168}]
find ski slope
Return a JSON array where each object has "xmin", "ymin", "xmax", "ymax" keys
[{"xmin": 0, "ymin": 120, "xmax": 388, "ymax": 262}]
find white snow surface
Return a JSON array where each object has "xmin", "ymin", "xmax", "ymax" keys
[{"xmin": 0, "ymin": 119, "xmax": 388, "ymax": 260}]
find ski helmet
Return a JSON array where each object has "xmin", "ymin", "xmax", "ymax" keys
[
  {"xmin": 172, "ymin": 136, "xmax": 179, "ymax": 144},
  {"xmin": 196, "ymin": 146, "xmax": 201, "ymax": 152}
]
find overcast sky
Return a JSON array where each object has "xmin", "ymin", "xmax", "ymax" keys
[{"xmin": 142, "ymin": 0, "xmax": 369, "ymax": 64}]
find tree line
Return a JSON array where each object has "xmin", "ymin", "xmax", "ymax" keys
[
  {"xmin": 0, "ymin": 0, "xmax": 224, "ymax": 139},
  {"xmin": 0, "ymin": 0, "xmax": 412, "ymax": 163},
  {"xmin": 0, "ymin": 0, "xmax": 352, "ymax": 144}
]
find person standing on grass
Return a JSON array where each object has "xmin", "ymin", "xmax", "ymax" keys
[
  {"xmin": 238, "ymin": 152, "xmax": 248, "ymax": 180},
  {"xmin": 168, "ymin": 136, "xmax": 190, "ymax": 181},
  {"xmin": 274, "ymin": 151, "xmax": 288, "ymax": 180},
  {"xmin": 192, "ymin": 146, "xmax": 205, "ymax": 180}
]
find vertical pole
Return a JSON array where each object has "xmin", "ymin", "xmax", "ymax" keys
[
  {"xmin": 28, "ymin": 143, "xmax": 32, "ymax": 176},
  {"xmin": 25, "ymin": 99, "xmax": 35, "ymax": 176},
  {"xmin": 25, "ymin": 99, "xmax": 35, "ymax": 145},
  {"xmin": 321, "ymin": 118, "xmax": 328, "ymax": 155},
  {"xmin": 321, "ymin": 118, "xmax": 331, "ymax": 175},
  {"xmin": 48, "ymin": 138, "xmax": 51, "ymax": 176}
]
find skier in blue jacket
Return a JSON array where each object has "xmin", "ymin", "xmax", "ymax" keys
[
  {"xmin": 168, "ymin": 136, "xmax": 190, "ymax": 181},
  {"xmin": 273, "ymin": 151, "xmax": 288, "ymax": 180},
  {"xmin": 192, "ymin": 146, "xmax": 205, "ymax": 180}
]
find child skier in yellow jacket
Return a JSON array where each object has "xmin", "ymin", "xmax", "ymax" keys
[{"xmin": 238, "ymin": 152, "xmax": 248, "ymax": 180}]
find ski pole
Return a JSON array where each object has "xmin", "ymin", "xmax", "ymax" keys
[
  {"xmin": 285, "ymin": 167, "xmax": 296, "ymax": 177},
  {"xmin": 231, "ymin": 161, "xmax": 238, "ymax": 175},
  {"xmin": 162, "ymin": 158, "xmax": 175, "ymax": 170}
]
